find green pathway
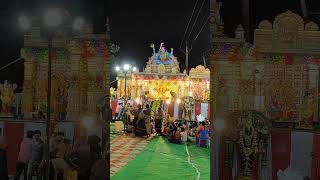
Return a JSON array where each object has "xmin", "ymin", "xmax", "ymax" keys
[{"xmin": 111, "ymin": 136, "xmax": 210, "ymax": 180}]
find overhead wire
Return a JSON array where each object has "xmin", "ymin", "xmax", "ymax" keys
[
  {"xmin": 192, "ymin": 15, "xmax": 210, "ymax": 44},
  {"xmin": 186, "ymin": 0, "xmax": 207, "ymax": 42},
  {"xmin": 179, "ymin": 0, "xmax": 200, "ymax": 48},
  {"xmin": 0, "ymin": 57, "xmax": 23, "ymax": 72}
]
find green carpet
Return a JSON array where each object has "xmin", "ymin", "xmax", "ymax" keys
[{"xmin": 111, "ymin": 136, "xmax": 210, "ymax": 180}]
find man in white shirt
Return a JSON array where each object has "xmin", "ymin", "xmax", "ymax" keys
[{"xmin": 180, "ymin": 127, "xmax": 188, "ymax": 143}]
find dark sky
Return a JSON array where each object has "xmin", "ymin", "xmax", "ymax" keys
[{"xmin": 0, "ymin": 0, "xmax": 319, "ymax": 85}]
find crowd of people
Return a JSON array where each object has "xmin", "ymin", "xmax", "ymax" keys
[
  {"xmin": 0, "ymin": 129, "xmax": 107, "ymax": 180},
  {"xmin": 115, "ymin": 102, "xmax": 210, "ymax": 146}
]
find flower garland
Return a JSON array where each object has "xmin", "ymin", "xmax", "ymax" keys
[{"xmin": 266, "ymin": 54, "xmax": 320, "ymax": 65}]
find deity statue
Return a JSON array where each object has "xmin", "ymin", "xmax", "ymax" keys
[
  {"xmin": 298, "ymin": 92, "xmax": 316, "ymax": 129},
  {"xmin": 183, "ymin": 96, "xmax": 194, "ymax": 120},
  {"xmin": 149, "ymin": 43, "xmax": 177, "ymax": 65},
  {"xmin": 0, "ymin": 81, "xmax": 17, "ymax": 115},
  {"xmin": 226, "ymin": 110, "xmax": 271, "ymax": 180}
]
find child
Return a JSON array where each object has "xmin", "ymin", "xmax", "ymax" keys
[{"xmin": 180, "ymin": 128, "xmax": 187, "ymax": 144}]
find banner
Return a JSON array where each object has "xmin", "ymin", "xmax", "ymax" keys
[
  {"xmin": 195, "ymin": 102, "xmax": 201, "ymax": 120},
  {"xmin": 271, "ymin": 130, "xmax": 291, "ymax": 180},
  {"xmin": 57, "ymin": 122, "xmax": 75, "ymax": 140},
  {"xmin": 173, "ymin": 102, "xmax": 179, "ymax": 119},
  {"xmin": 201, "ymin": 102, "xmax": 209, "ymax": 118},
  {"xmin": 290, "ymin": 131, "xmax": 313, "ymax": 177},
  {"xmin": 111, "ymin": 100, "xmax": 118, "ymax": 118}
]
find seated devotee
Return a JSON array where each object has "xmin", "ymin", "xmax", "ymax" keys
[
  {"xmin": 182, "ymin": 120, "xmax": 187, "ymax": 129},
  {"xmin": 187, "ymin": 125, "xmax": 196, "ymax": 142},
  {"xmin": 168, "ymin": 121, "xmax": 177, "ymax": 138},
  {"xmin": 135, "ymin": 110, "xmax": 148, "ymax": 137},
  {"xmin": 168, "ymin": 128, "xmax": 182, "ymax": 144},
  {"xmin": 180, "ymin": 128, "xmax": 188, "ymax": 144},
  {"xmin": 197, "ymin": 121, "xmax": 209, "ymax": 138}
]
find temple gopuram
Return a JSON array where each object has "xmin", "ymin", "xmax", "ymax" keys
[
  {"xmin": 209, "ymin": 1, "xmax": 320, "ymax": 179},
  {"xmin": 114, "ymin": 43, "xmax": 210, "ymax": 121},
  {"xmin": 0, "ymin": 17, "xmax": 111, "ymax": 174}
]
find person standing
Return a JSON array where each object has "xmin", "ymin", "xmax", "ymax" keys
[
  {"xmin": 114, "ymin": 103, "xmax": 121, "ymax": 120},
  {"xmin": 144, "ymin": 104, "xmax": 151, "ymax": 137},
  {"xmin": 0, "ymin": 136, "xmax": 8, "ymax": 180},
  {"xmin": 154, "ymin": 107, "xmax": 163, "ymax": 134},
  {"xmin": 133, "ymin": 104, "xmax": 142, "ymax": 134},
  {"xmin": 27, "ymin": 130, "xmax": 44, "ymax": 180},
  {"xmin": 14, "ymin": 130, "xmax": 34, "ymax": 180},
  {"xmin": 50, "ymin": 132, "xmax": 71, "ymax": 180}
]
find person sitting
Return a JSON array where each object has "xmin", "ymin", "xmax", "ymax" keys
[
  {"xmin": 188, "ymin": 125, "xmax": 196, "ymax": 142},
  {"xmin": 197, "ymin": 121, "xmax": 209, "ymax": 138},
  {"xmin": 168, "ymin": 121, "xmax": 176, "ymax": 138},
  {"xmin": 180, "ymin": 128, "xmax": 187, "ymax": 144},
  {"xmin": 169, "ymin": 128, "xmax": 181, "ymax": 144},
  {"xmin": 182, "ymin": 120, "xmax": 187, "ymax": 130},
  {"xmin": 135, "ymin": 109, "xmax": 147, "ymax": 137}
]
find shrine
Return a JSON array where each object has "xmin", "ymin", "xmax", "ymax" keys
[
  {"xmin": 209, "ymin": 3, "xmax": 320, "ymax": 179},
  {"xmin": 114, "ymin": 42, "xmax": 210, "ymax": 121},
  {"xmin": 0, "ymin": 16, "xmax": 111, "ymax": 174}
]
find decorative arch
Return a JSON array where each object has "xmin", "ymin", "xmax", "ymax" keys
[{"xmin": 273, "ymin": 11, "xmax": 304, "ymax": 31}]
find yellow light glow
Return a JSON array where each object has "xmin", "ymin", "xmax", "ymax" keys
[
  {"xmin": 166, "ymin": 99, "xmax": 171, "ymax": 104},
  {"xmin": 176, "ymin": 99, "xmax": 181, "ymax": 104},
  {"xmin": 135, "ymin": 98, "xmax": 140, "ymax": 103}
]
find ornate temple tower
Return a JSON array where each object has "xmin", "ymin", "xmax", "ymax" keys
[{"xmin": 21, "ymin": 17, "xmax": 111, "ymax": 122}]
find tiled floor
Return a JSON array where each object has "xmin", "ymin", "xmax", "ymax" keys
[{"xmin": 110, "ymin": 134, "xmax": 148, "ymax": 176}]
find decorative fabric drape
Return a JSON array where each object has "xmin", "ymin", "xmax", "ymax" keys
[
  {"xmin": 271, "ymin": 130, "xmax": 291, "ymax": 180},
  {"xmin": 311, "ymin": 134, "xmax": 320, "ymax": 180}
]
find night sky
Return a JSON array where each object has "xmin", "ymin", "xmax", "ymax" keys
[{"xmin": 0, "ymin": 0, "xmax": 319, "ymax": 85}]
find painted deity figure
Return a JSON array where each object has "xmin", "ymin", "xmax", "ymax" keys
[
  {"xmin": 299, "ymin": 92, "xmax": 316, "ymax": 129},
  {"xmin": 269, "ymin": 96, "xmax": 282, "ymax": 120},
  {"xmin": 0, "ymin": 81, "xmax": 16, "ymax": 115},
  {"xmin": 149, "ymin": 43, "xmax": 177, "ymax": 65}
]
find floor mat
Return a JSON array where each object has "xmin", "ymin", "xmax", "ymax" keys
[
  {"xmin": 111, "ymin": 136, "xmax": 210, "ymax": 180},
  {"xmin": 110, "ymin": 134, "xmax": 148, "ymax": 176}
]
